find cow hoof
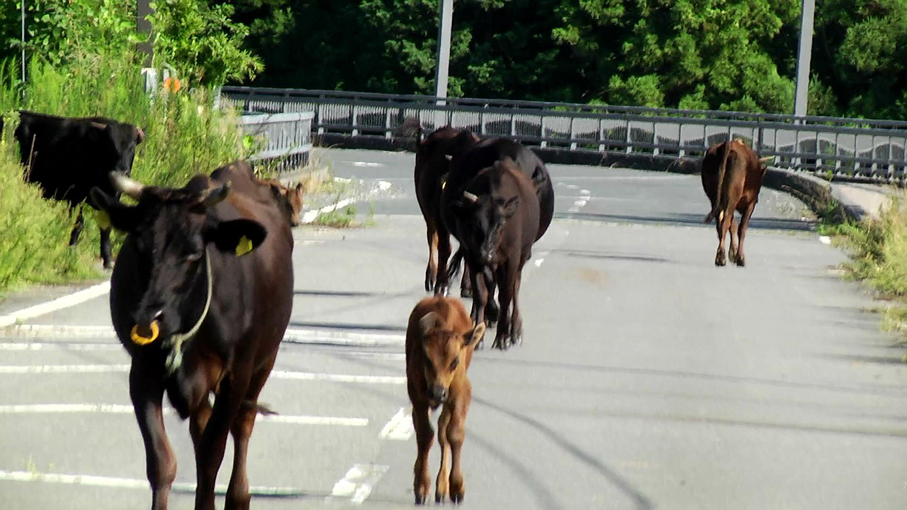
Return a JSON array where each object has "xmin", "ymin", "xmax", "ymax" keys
[
  {"xmin": 728, "ymin": 248, "xmax": 737, "ymax": 264},
  {"xmin": 492, "ymin": 336, "xmax": 510, "ymax": 350},
  {"xmin": 736, "ymin": 256, "xmax": 746, "ymax": 267},
  {"xmin": 451, "ymin": 491, "xmax": 464, "ymax": 504},
  {"xmin": 715, "ymin": 252, "xmax": 726, "ymax": 267}
]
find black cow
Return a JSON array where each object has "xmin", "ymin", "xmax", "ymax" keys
[
  {"xmin": 90, "ymin": 167, "xmax": 294, "ymax": 510},
  {"xmin": 16, "ymin": 111, "xmax": 145, "ymax": 268},
  {"xmin": 441, "ymin": 136, "xmax": 554, "ymax": 329},
  {"xmin": 443, "ymin": 158, "xmax": 540, "ymax": 350}
]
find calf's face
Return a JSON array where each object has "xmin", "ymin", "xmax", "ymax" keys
[
  {"xmin": 91, "ymin": 173, "xmax": 266, "ymax": 343},
  {"xmin": 418, "ymin": 311, "xmax": 485, "ymax": 407}
]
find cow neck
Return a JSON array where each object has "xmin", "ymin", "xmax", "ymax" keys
[{"xmin": 164, "ymin": 248, "xmax": 213, "ymax": 376}]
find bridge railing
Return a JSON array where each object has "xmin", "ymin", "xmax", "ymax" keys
[
  {"xmin": 223, "ymin": 87, "xmax": 907, "ymax": 182},
  {"xmin": 238, "ymin": 111, "xmax": 314, "ymax": 172}
]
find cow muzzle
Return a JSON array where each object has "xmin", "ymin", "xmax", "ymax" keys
[
  {"xmin": 130, "ymin": 310, "xmax": 163, "ymax": 346},
  {"xmin": 427, "ymin": 384, "xmax": 449, "ymax": 407}
]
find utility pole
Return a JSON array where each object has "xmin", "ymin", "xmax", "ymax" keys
[
  {"xmin": 137, "ymin": 0, "xmax": 153, "ymax": 68},
  {"xmin": 793, "ymin": 0, "xmax": 815, "ymax": 117},
  {"xmin": 21, "ymin": 0, "xmax": 25, "ymax": 85},
  {"xmin": 434, "ymin": 0, "xmax": 453, "ymax": 105}
]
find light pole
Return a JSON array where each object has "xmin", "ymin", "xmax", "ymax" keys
[
  {"xmin": 793, "ymin": 0, "xmax": 815, "ymax": 117},
  {"xmin": 434, "ymin": 0, "xmax": 453, "ymax": 105},
  {"xmin": 21, "ymin": 0, "xmax": 25, "ymax": 84}
]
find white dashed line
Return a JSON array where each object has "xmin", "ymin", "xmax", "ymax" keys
[
  {"xmin": 349, "ymin": 162, "xmax": 386, "ymax": 168},
  {"xmin": 0, "ymin": 469, "xmax": 307, "ymax": 496},
  {"xmin": 0, "ymin": 283, "xmax": 111, "ymax": 328},
  {"xmin": 329, "ymin": 464, "xmax": 389, "ymax": 505},
  {"xmin": 819, "ymin": 236, "xmax": 831, "ymax": 245},
  {"xmin": 0, "ymin": 403, "xmax": 368, "ymax": 426},
  {"xmin": 379, "ymin": 408, "xmax": 414, "ymax": 441},
  {"xmin": 0, "ymin": 364, "xmax": 405, "ymax": 385}
]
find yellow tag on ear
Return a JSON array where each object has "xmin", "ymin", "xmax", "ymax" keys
[
  {"xmin": 441, "ymin": 180, "xmax": 447, "ymax": 190},
  {"xmin": 95, "ymin": 210, "xmax": 111, "ymax": 230},
  {"xmin": 236, "ymin": 236, "xmax": 254, "ymax": 256}
]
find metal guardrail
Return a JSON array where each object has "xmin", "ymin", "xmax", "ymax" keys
[
  {"xmin": 223, "ymin": 87, "xmax": 907, "ymax": 182},
  {"xmin": 239, "ymin": 111, "xmax": 314, "ymax": 171}
]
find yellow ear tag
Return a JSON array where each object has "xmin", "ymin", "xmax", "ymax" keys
[
  {"xmin": 130, "ymin": 322, "xmax": 160, "ymax": 346},
  {"xmin": 236, "ymin": 236, "xmax": 254, "ymax": 256},
  {"xmin": 441, "ymin": 180, "xmax": 447, "ymax": 190},
  {"xmin": 95, "ymin": 210, "xmax": 111, "ymax": 230}
]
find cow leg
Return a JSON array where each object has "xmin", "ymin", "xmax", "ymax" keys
[
  {"xmin": 412, "ymin": 403, "xmax": 434, "ymax": 505},
  {"xmin": 435, "ymin": 404, "xmax": 452, "ymax": 503},
  {"xmin": 226, "ymin": 361, "xmax": 274, "ymax": 510},
  {"xmin": 195, "ymin": 370, "xmax": 251, "ymax": 510},
  {"xmin": 189, "ymin": 398, "xmax": 213, "ymax": 454},
  {"xmin": 447, "ymin": 395, "xmax": 470, "ymax": 504},
  {"xmin": 436, "ymin": 231, "xmax": 452, "ymax": 296},
  {"xmin": 470, "ymin": 264, "xmax": 488, "ymax": 350},
  {"xmin": 130, "ymin": 361, "xmax": 176, "ymax": 510},
  {"xmin": 510, "ymin": 270, "xmax": 524, "ymax": 347},
  {"xmin": 727, "ymin": 215, "xmax": 740, "ymax": 264},
  {"xmin": 425, "ymin": 227, "xmax": 438, "ymax": 292},
  {"xmin": 714, "ymin": 209, "xmax": 733, "ymax": 267},
  {"xmin": 736, "ymin": 202, "xmax": 756, "ymax": 267},
  {"xmin": 100, "ymin": 227, "xmax": 113, "ymax": 269},
  {"xmin": 492, "ymin": 266, "xmax": 513, "ymax": 350},
  {"xmin": 69, "ymin": 206, "xmax": 84, "ymax": 246},
  {"xmin": 483, "ymin": 267, "xmax": 499, "ymax": 328},
  {"xmin": 460, "ymin": 262, "xmax": 473, "ymax": 298}
]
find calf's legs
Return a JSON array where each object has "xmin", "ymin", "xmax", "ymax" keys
[
  {"xmin": 435, "ymin": 406, "xmax": 452, "ymax": 503},
  {"xmin": 412, "ymin": 404, "xmax": 434, "ymax": 505},
  {"xmin": 447, "ymin": 396, "xmax": 470, "ymax": 503}
]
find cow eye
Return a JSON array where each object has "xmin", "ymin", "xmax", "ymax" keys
[{"xmin": 450, "ymin": 357, "xmax": 459, "ymax": 370}]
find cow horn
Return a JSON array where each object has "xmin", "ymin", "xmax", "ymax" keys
[
  {"xmin": 197, "ymin": 182, "xmax": 231, "ymax": 208},
  {"xmin": 109, "ymin": 172, "xmax": 145, "ymax": 200},
  {"xmin": 445, "ymin": 154, "xmax": 453, "ymax": 161},
  {"xmin": 463, "ymin": 191, "xmax": 478, "ymax": 203},
  {"xmin": 759, "ymin": 156, "xmax": 774, "ymax": 163}
]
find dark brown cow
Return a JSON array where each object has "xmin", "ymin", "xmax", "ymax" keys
[
  {"xmin": 406, "ymin": 296, "xmax": 485, "ymax": 505},
  {"xmin": 444, "ymin": 158, "xmax": 540, "ymax": 350},
  {"xmin": 90, "ymin": 167, "xmax": 294, "ymax": 510},
  {"xmin": 209, "ymin": 161, "xmax": 304, "ymax": 228},
  {"xmin": 17, "ymin": 110, "xmax": 145, "ymax": 268},
  {"xmin": 413, "ymin": 126, "xmax": 479, "ymax": 296},
  {"xmin": 701, "ymin": 139, "xmax": 770, "ymax": 267}
]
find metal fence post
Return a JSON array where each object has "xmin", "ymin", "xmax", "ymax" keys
[
  {"xmin": 569, "ymin": 117, "xmax": 577, "ymax": 151},
  {"xmin": 540, "ymin": 116, "xmax": 546, "ymax": 148},
  {"xmin": 598, "ymin": 118, "xmax": 604, "ymax": 153},
  {"xmin": 625, "ymin": 119, "xmax": 632, "ymax": 154}
]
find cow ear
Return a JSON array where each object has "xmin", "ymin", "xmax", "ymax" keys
[
  {"xmin": 89, "ymin": 187, "xmax": 142, "ymax": 232},
  {"xmin": 205, "ymin": 219, "xmax": 267, "ymax": 256},
  {"xmin": 419, "ymin": 311, "xmax": 438, "ymax": 335},
  {"xmin": 135, "ymin": 127, "xmax": 146, "ymax": 145},
  {"xmin": 464, "ymin": 322, "xmax": 485, "ymax": 346},
  {"xmin": 502, "ymin": 196, "xmax": 520, "ymax": 218}
]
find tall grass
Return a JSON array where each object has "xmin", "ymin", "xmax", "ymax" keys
[
  {"xmin": 0, "ymin": 112, "xmax": 100, "ymax": 291},
  {"xmin": 0, "ymin": 51, "xmax": 248, "ymax": 294}
]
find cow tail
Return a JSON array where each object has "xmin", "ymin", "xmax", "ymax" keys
[
  {"xmin": 243, "ymin": 400, "xmax": 278, "ymax": 416},
  {"xmin": 447, "ymin": 247, "xmax": 465, "ymax": 282},
  {"xmin": 704, "ymin": 143, "xmax": 733, "ymax": 224}
]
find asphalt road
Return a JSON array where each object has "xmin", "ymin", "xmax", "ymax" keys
[{"xmin": 1, "ymin": 148, "xmax": 906, "ymax": 510}]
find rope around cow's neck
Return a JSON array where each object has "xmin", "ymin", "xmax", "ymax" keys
[{"xmin": 165, "ymin": 248, "xmax": 213, "ymax": 376}]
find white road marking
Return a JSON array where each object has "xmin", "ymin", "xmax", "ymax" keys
[
  {"xmin": 0, "ymin": 364, "xmax": 404, "ymax": 385},
  {"xmin": 1, "ymin": 324, "xmax": 406, "ymax": 346},
  {"xmin": 534, "ymin": 259, "xmax": 545, "ymax": 268},
  {"xmin": 0, "ymin": 283, "xmax": 111, "ymax": 328},
  {"xmin": 379, "ymin": 407, "xmax": 414, "ymax": 441},
  {"xmin": 0, "ymin": 343, "xmax": 119, "ymax": 352},
  {"xmin": 329, "ymin": 464, "xmax": 389, "ymax": 505},
  {"xmin": 337, "ymin": 351, "xmax": 405, "ymax": 361},
  {"xmin": 301, "ymin": 197, "xmax": 358, "ymax": 224},
  {"xmin": 349, "ymin": 162, "xmax": 385, "ymax": 168},
  {"xmin": 819, "ymin": 236, "xmax": 831, "ymax": 245},
  {"xmin": 0, "ymin": 469, "xmax": 307, "ymax": 496},
  {"xmin": 0, "ymin": 403, "xmax": 368, "ymax": 426}
]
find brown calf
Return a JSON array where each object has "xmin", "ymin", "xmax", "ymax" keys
[
  {"xmin": 701, "ymin": 139, "xmax": 770, "ymax": 267},
  {"xmin": 406, "ymin": 296, "xmax": 485, "ymax": 505}
]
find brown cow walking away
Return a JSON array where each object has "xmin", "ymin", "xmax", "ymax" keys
[
  {"xmin": 90, "ymin": 166, "xmax": 294, "ymax": 510},
  {"xmin": 406, "ymin": 296, "xmax": 485, "ymax": 505},
  {"xmin": 701, "ymin": 139, "xmax": 771, "ymax": 267}
]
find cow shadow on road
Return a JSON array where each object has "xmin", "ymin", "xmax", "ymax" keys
[
  {"xmin": 473, "ymin": 395, "xmax": 655, "ymax": 510},
  {"xmin": 558, "ymin": 212, "xmax": 815, "ymax": 232}
]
